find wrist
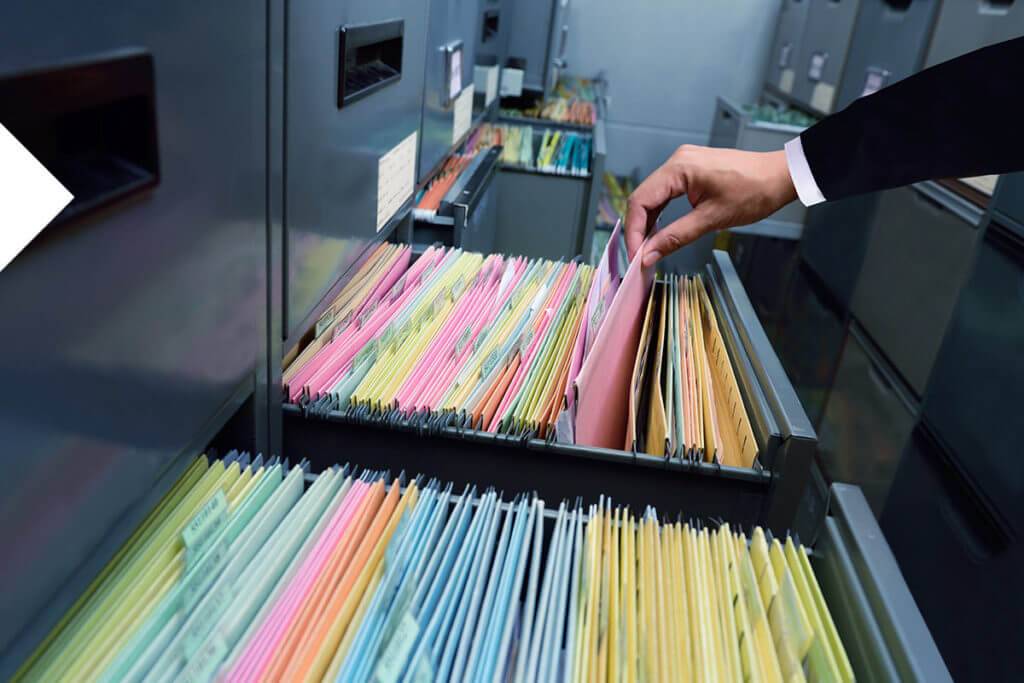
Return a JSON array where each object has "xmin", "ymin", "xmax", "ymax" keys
[{"xmin": 766, "ymin": 150, "xmax": 798, "ymax": 208}]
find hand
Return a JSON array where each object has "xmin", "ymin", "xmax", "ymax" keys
[{"xmin": 624, "ymin": 145, "xmax": 798, "ymax": 266}]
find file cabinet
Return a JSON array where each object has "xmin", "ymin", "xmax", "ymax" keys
[
  {"xmin": 925, "ymin": 0, "xmax": 1024, "ymax": 67},
  {"xmin": 881, "ymin": 421, "xmax": 1023, "ymax": 682},
  {"xmin": 851, "ymin": 182, "xmax": 983, "ymax": 396},
  {"xmin": 772, "ymin": 262, "xmax": 848, "ymax": 428},
  {"xmin": 419, "ymin": 0, "xmax": 483, "ymax": 183},
  {"xmin": 765, "ymin": 0, "xmax": 812, "ymax": 98},
  {"xmin": 792, "ymin": 0, "xmax": 862, "ymax": 115},
  {"xmin": 708, "ymin": 96, "xmax": 807, "ymax": 233},
  {"xmin": 920, "ymin": 220, "xmax": 1024, "ymax": 542},
  {"xmin": 817, "ymin": 324, "xmax": 917, "ymax": 517},
  {"xmin": 0, "ymin": 0, "xmax": 268, "ymax": 666},
  {"xmin": 799, "ymin": 193, "xmax": 877, "ymax": 310},
  {"xmin": 286, "ymin": 0, "xmax": 430, "ymax": 338},
  {"xmin": 834, "ymin": 0, "xmax": 941, "ymax": 111}
]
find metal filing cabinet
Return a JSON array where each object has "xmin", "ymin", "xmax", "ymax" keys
[
  {"xmin": 851, "ymin": 182, "xmax": 983, "ymax": 396},
  {"xmin": 881, "ymin": 421, "xmax": 1024, "ymax": 682},
  {"xmin": 835, "ymin": 0, "xmax": 942, "ymax": 111},
  {"xmin": 920, "ymin": 220, "xmax": 1024, "ymax": 543},
  {"xmin": 817, "ymin": 324, "xmax": 917, "ymax": 517},
  {"xmin": 494, "ymin": 170, "xmax": 587, "ymax": 259},
  {"xmin": 708, "ymin": 96, "xmax": 807, "ymax": 233},
  {"xmin": 286, "ymin": 0, "xmax": 430, "ymax": 338},
  {"xmin": 766, "ymin": 0, "xmax": 812, "ymax": 98},
  {"xmin": 773, "ymin": 262, "xmax": 848, "ymax": 428},
  {"xmin": 419, "ymin": 0, "xmax": 482, "ymax": 183},
  {"xmin": 993, "ymin": 171, "xmax": 1024, "ymax": 228},
  {"xmin": 793, "ymin": 0, "xmax": 863, "ymax": 116},
  {"xmin": 925, "ymin": 0, "xmax": 1024, "ymax": 67},
  {"xmin": 800, "ymin": 193, "xmax": 878, "ymax": 309},
  {"xmin": 0, "ymin": 1, "xmax": 267, "ymax": 667}
]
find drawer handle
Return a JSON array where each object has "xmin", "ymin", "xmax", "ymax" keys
[{"xmin": 979, "ymin": 0, "xmax": 1014, "ymax": 16}]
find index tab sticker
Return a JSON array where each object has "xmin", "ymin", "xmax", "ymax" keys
[
  {"xmin": 377, "ymin": 131, "xmax": 418, "ymax": 232},
  {"xmin": 373, "ymin": 612, "xmax": 420, "ymax": 683},
  {"xmin": 452, "ymin": 84, "xmax": 475, "ymax": 145},
  {"xmin": 182, "ymin": 490, "xmax": 227, "ymax": 566},
  {"xmin": 180, "ymin": 634, "xmax": 228, "ymax": 683},
  {"xmin": 315, "ymin": 309, "xmax": 336, "ymax": 338}
]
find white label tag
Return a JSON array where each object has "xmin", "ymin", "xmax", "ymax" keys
[
  {"xmin": 182, "ymin": 491, "xmax": 227, "ymax": 569},
  {"xmin": 861, "ymin": 70, "xmax": 887, "ymax": 97},
  {"xmin": 778, "ymin": 69, "xmax": 795, "ymax": 95},
  {"xmin": 811, "ymin": 82, "xmax": 835, "ymax": 114},
  {"xmin": 377, "ymin": 132, "xmax": 418, "ymax": 232},
  {"xmin": 555, "ymin": 408, "xmax": 575, "ymax": 444},
  {"xmin": 808, "ymin": 52, "xmax": 827, "ymax": 82},
  {"xmin": 452, "ymin": 84, "xmax": 475, "ymax": 145}
]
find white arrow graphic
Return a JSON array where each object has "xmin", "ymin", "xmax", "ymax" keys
[{"xmin": 0, "ymin": 121, "xmax": 74, "ymax": 273}]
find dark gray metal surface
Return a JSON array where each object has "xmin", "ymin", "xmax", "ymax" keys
[
  {"xmin": 418, "ymin": 0, "xmax": 479, "ymax": 182},
  {"xmin": 772, "ymin": 263, "xmax": 847, "ymax": 428},
  {"xmin": 0, "ymin": 0, "xmax": 267, "ymax": 669},
  {"xmin": 851, "ymin": 182, "xmax": 983, "ymax": 396},
  {"xmin": 817, "ymin": 324, "xmax": 917, "ymax": 517},
  {"xmin": 505, "ymin": 0, "xmax": 555, "ymax": 91},
  {"xmin": 494, "ymin": 170, "xmax": 586, "ymax": 259},
  {"xmin": 792, "ymin": 0, "xmax": 862, "ymax": 115},
  {"xmin": 765, "ymin": 0, "xmax": 812, "ymax": 97},
  {"xmin": 815, "ymin": 483, "xmax": 953, "ymax": 683},
  {"xmin": 286, "ymin": 0, "xmax": 429, "ymax": 338},
  {"xmin": 921, "ymin": 220, "xmax": 1024, "ymax": 539},
  {"xmin": 578, "ymin": 116, "xmax": 607, "ymax": 266},
  {"xmin": 925, "ymin": 0, "xmax": 1024, "ymax": 67},
  {"xmin": 799, "ymin": 192, "xmax": 877, "ymax": 310},
  {"xmin": 881, "ymin": 424, "xmax": 1020, "ymax": 682},
  {"xmin": 835, "ymin": 0, "xmax": 940, "ymax": 111},
  {"xmin": 283, "ymin": 405, "xmax": 772, "ymax": 526},
  {"xmin": 993, "ymin": 171, "xmax": 1024, "ymax": 229}
]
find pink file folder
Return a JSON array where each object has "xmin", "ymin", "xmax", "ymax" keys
[{"xmin": 572, "ymin": 239, "xmax": 655, "ymax": 450}]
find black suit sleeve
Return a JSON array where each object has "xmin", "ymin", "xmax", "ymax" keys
[{"xmin": 800, "ymin": 36, "xmax": 1024, "ymax": 201}]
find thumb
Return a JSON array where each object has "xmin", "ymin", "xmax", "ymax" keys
[{"xmin": 642, "ymin": 206, "xmax": 715, "ymax": 267}]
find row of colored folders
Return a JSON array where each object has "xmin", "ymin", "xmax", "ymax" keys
[
  {"xmin": 283, "ymin": 222, "xmax": 757, "ymax": 467},
  {"xmin": 479, "ymin": 123, "xmax": 591, "ymax": 176},
  {"xmin": 15, "ymin": 454, "xmax": 854, "ymax": 683}
]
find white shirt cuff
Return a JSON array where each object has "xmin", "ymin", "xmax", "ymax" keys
[{"xmin": 784, "ymin": 136, "xmax": 826, "ymax": 207}]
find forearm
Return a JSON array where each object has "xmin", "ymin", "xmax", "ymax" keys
[{"xmin": 796, "ymin": 37, "xmax": 1024, "ymax": 202}]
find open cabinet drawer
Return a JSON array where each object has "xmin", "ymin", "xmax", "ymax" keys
[{"xmin": 280, "ymin": 241, "xmax": 816, "ymax": 534}]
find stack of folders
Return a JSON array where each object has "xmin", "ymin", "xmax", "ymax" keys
[
  {"xmin": 626, "ymin": 274, "xmax": 757, "ymax": 467},
  {"xmin": 16, "ymin": 454, "xmax": 855, "ymax": 683},
  {"xmin": 283, "ymin": 223, "xmax": 757, "ymax": 467},
  {"xmin": 285, "ymin": 240, "xmax": 596, "ymax": 439},
  {"xmin": 415, "ymin": 154, "xmax": 474, "ymax": 213},
  {"xmin": 479, "ymin": 123, "xmax": 590, "ymax": 176}
]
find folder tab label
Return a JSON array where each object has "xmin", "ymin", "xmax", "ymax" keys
[
  {"xmin": 181, "ymin": 534, "xmax": 230, "ymax": 613},
  {"xmin": 182, "ymin": 490, "xmax": 227, "ymax": 565},
  {"xmin": 180, "ymin": 634, "xmax": 227, "ymax": 683},
  {"xmin": 374, "ymin": 612, "xmax": 420, "ymax": 683},
  {"xmin": 182, "ymin": 581, "xmax": 237, "ymax": 661}
]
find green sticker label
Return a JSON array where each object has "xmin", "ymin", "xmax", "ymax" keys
[
  {"xmin": 182, "ymin": 491, "xmax": 227, "ymax": 568},
  {"xmin": 183, "ymin": 581, "xmax": 237, "ymax": 660},
  {"xmin": 181, "ymin": 535, "xmax": 230, "ymax": 614},
  {"xmin": 373, "ymin": 613, "xmax": 420, "ymax": 683}
]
